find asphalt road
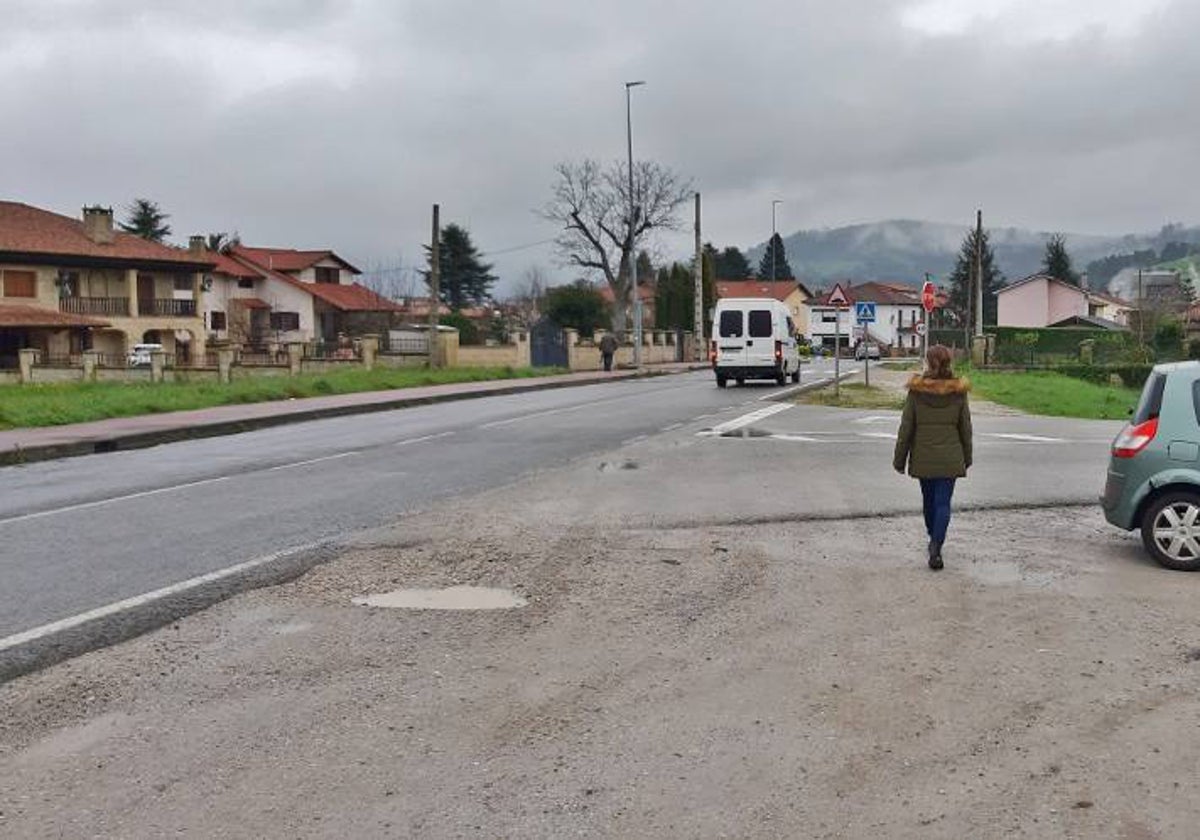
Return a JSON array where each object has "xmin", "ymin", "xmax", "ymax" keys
[{"xmin": 0, "ymin": 363, "xmax": 841, "ymax": 640}]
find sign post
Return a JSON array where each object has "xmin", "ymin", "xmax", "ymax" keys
[
  {"xmin": 855, "ymin": 301, "xmax": 876, "ymax": 388},
  {"xmin": 828, "ymin": 283, "xmax": 850, "ymax": 399},
  {"xmin": 921, "ymin": 276, "xmax": 937, "ymax": 362}
]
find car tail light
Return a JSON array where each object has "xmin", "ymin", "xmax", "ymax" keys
[
  {"xmin": 774, "ymin": 340, "xmax": 783, "ymax": 362},
  {"xmin": 1113, "ymin": 418, "xmax": 1158, "ymax": 458}
]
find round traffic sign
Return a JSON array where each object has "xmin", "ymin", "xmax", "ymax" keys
[
  {"xmin": 921, "ymin": 281, "xmax": 936, "ymax": 312},
  {"xmin": 915, "ymin": 322, "xmax": 927, "ymax": 336}
]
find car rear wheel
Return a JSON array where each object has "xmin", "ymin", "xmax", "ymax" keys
[
  {"xmin": 1141, "ymin": 491, "xmax": 1200, "ymax": 571},
  {"xmin": 736, "ymin": 377, "xmax": 745, "ymax": 386},
  {"xmin": 716, "ymin": 374, "xmax": 727, "ymax": 389},
  {"xmin": 790, "ymin": 369, "xmax": 800, "ymax": 384}
]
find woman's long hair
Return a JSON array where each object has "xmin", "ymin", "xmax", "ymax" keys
[{"xmin": 925, "ymin": 344, "xmax": 955, "ymax": 380}]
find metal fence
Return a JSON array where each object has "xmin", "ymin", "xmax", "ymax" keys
[
  {"xmin": 380, "ymin": 332, "xmax": 429, "ymax": 356},
  {"xmin": 34, "ymin": 354, "xmax": 82, "ymax": 368},
  {"xmin": 237, "ymin": 348, "xmax": 289, "ymax": 366},
  {"xmin": 304, "ymin": 340, "xmax": 361, "ymax": 361}
]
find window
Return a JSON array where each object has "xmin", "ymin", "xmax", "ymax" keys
[
  {"xmin": 2, "ymin": 270, "xmax": 36, "ymax": 298},
  {"xmin": 314, "ymin": 267, "xmax": 339, "ymax": 284},
  {"xmin": 1133, "ymin": 373, "xmax": 1167, "ymax": 425},
  {"xmin": 237, "ymin": 278, "xmax": 255, "ymax": 289},
  {"xmin": 270, "ymin": 311, "xmax": 300, "ymax": 331},
  {"xmin": 748, "ymin": 310, "xmax": 772, "ymax": 337},
  {"xmin": 822, "ymin": 313, "xmax": 837, "ymax": 323},
  {"xmin": 210, "ymin": 311, "xmax": 227, "ymax": 331},
  {"xmin": 57, "ymin": 270, "xmax": 79, "ymax": 297},
  {"xmin": 718, "ymin": 310, "xmax": 743, "ymax": 338},
  {"xmin": 173, "ymin": 275, "xmax": 192, "ymax": 292}
]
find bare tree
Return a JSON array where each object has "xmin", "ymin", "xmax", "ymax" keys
[
  {"xmin": 507, "ymin": 265, "xmax": 547, "ymax": 328},
  {"xmin": 541, "ymin": 159, "xmax": 691, "ymax": 334}
]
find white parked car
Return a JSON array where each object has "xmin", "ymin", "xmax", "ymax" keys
[
  {"xmin": 127, "ymin": 343, "xmax": 164, "ymax": 367},
  {"xmin": 709, "ymin": 298, "xmax": 801, "ymax": 387},
  {"xmin": 855, "ymin": 342, "xmax": 881, "ymax": 361}
]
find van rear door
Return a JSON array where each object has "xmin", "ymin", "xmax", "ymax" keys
[
  {"xmin": 745, "ymin": 307, "xmax": 776, "ymax": 368},
  {"xmin": 716, "ymin": 307, "xmax": 746, "ymax": 367}
]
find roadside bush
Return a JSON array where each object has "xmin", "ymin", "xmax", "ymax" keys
[
  {"xmin": 1189, "ymin": 340, "xmax": 1200, "ymax": 361},
  {"xmin": 1153, "ymin": 318, "xmax": 1184, "ymax": 360},
  {"xmin": 439, "ymin": 312, "xmax": 481, "ymax": 345},
  {"xmin": 1055, "ymin": 363, "xmax": 1153, "ymax": 390}
]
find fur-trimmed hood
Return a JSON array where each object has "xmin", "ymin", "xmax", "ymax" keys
[{"xmin": 906, "ymin": 374, "xmax": 971, "ymax": 395}]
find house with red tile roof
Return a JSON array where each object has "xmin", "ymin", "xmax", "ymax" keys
[
  {"xmin": 201, "ymin": 244, "xmax": 403, "ymax": 345},
  {"xmin": 807, "ymin": 280, "xmax": 941, "ymax": 354},
  {"xmin": 0, "ymin": 201, "xmax": 214, "ymax": 369},
  {"xmin": 715, "ymin": 279, "xmax": 812, "ymax": 335}
]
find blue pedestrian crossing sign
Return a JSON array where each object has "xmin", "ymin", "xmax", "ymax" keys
[{"xmin": 855, "ymin": 302, "xmax": 876, "ymax": 324}]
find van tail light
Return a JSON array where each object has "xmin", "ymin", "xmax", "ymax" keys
[
  {"xmin": 774, "ymin": 340, "xmax": 783, "ymax": 362},
  {"xmin": 1113, "ymin": 417, "xmax": 1158, "ymax": 458},
  {"xmin": 709, "ymin": 340, "xmax": 717, "ymax": 366}
]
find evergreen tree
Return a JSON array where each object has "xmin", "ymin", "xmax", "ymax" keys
[
  {"xmin": 1042, "ymin": 234, "xmax": 1081, "ymax": 286},
  {"xmin": 119, "ymin": 199, "xmax": 172, "ymax": 242},
  {"xmin": 652, "ymin": 257, "xmax": 715, "ymax": 332},
  {"xmin": 714, "ymin": 245, "xmax": 752, "ymax": 280},
  {"xmin": 757, "ymin": 233, "xmax": 794, "ymax": 281},
  {"xmin": 543, "ymin": 280, "xmax": 609, "ymax": 337},
  {"xmin": 205, "ymin": 232, "xmax": 241, "ymax": 254},
  {"xmin": 947, "ymin": 227, "xmax": 1005, "ymax": 328},
  {"xmin": 423, "ymin": 223, "xmax": 497, "ymax": 310}
]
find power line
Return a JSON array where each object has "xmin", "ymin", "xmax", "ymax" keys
[{"xmin": 357, "ymin": 236, "xmax": 558, "ymax": 277}]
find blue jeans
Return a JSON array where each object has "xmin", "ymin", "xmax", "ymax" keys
[{"xmin": 920, "ymin": 478, "xmax": 957, "ymax": 546}]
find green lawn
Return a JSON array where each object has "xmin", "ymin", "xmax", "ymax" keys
[
  {"xmin": 966, "ymin": 368, "xmax": 1139, "ymax": 420},
  {"xmin": 797, "ymin": 383, "xmax": 906, "ymax": 411},
  {"xmin": 0, "ymin": 366, "xmax": 565, "ymax": 430}
]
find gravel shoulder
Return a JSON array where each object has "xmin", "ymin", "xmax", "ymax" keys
[{"xmin": 2, "ymin": 434, "xmax": 1196, "ymax": 839}]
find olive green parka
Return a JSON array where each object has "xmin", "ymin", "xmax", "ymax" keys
[{"xmin": 893, "ymin": 375, "xmax": 973, "ymax": 479}]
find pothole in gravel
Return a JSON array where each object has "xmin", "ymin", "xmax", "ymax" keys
[{"xmin": 352, "ymin": 586, "xmax": 528, "ymax": 610}]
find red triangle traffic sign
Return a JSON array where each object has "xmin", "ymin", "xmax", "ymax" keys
[{"xmin": 827, "ymin": 283, "xmax": 850, "ymax": 307}]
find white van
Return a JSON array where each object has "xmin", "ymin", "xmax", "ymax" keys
[{"xmin": 709, "ymin": 298, "xmax": 801, "ymax": 387}]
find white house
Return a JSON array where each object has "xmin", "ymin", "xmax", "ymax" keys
[{"xmin": 807, "ymin": 281, "xmax": 928, "ymax": 353}]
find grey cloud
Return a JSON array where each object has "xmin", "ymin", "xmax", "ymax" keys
[{"xmin": 1, "ymin": 0, "xmax": 1198, "ymax": 293}]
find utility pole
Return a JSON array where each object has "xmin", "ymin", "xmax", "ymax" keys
[
  {"xmin": 428, "ymin": 203, "xmax": 441, "ymax": 368},
  {"xmin": 693, "ymin": 192, "xmax": 704, "ymax": 362},
  {"xmin": 1138, "ymin": 268, "xmax": 1144, "ymax": 351},
  {"xmin": 974, "ymin": 209, "xmax": 984, "ymax": 338},
  {"xmin": 625, "ymin": 80, "xmax": 645, "ymax": 367}
]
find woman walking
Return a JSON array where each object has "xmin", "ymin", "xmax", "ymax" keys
[{"xmin": 893, "ymin": 345, "xmax": 973, "ymax": 570}]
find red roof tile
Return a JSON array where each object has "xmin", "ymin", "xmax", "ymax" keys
[
  {"xmin": 0, "ymin": 201, "xmax": 212, "ymax": 267},
  {"xmin": 716, "ymin": 280, "xmax": 807, "ymax": 302},
  {"xmin": 232, "ymin": 245, "xmax": 362, "ymax": 275},
  {"xmin": 811, "ymin": 281, "xmax": 927, "ymax": 306},
  {"xmin": 209, "ymin": 251, "xmax": 261, "ymax": 279},
  {"xmin": 231, "ymin": 297, "xmax": 271, "ymax": 310},
  {"xmin": 0, "ymin": 303, "xmax": 109, "ymax": 328},
  {"xmin": 303, "ymin": 282, "xmax": 405, "ymax": 312}
]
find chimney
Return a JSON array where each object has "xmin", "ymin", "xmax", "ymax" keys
[
  {"xmin": 189, "ymin": 235, "xmax": 206, "ymax": 257},
  {"xmin": 81, "ymin": 206, "xmax": 114, "ymax": 245}
]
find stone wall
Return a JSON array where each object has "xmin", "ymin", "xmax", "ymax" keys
[{"xmin": 566, "ymin": 329, "xmax": 690, "ymax": 371}]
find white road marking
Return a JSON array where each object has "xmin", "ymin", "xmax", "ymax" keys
[
  {"xmin": 858, "ymin": 432, "xmax": 898, "ymax": 439},
  {"xmin": 698, "ymin": 403, "xmax": 793, "ymax": 436},
  {"xmin": 986, "ymin": 433, "xmax": 1066, "ymax": 443},
  {"xmin": 392, "ymin": 431, "xmax": 455, "ymax": 447},
  {"xmin": 0, "ymin": 542, "xmax": 326, "ymax": 654},
  {"xmin": 265, "ymin": 451, "xmax": 360, "ymax": 471},
  {"xmin": 0, "ymin": 475, "xmax": 234, "ymax": 527},
  {"xmin": 477, "ymin": 385, "xmax": 695, "ymax": 430},
  {"xmin": 770, "ymin": 433, "xmax": 822, "ymax": 442},
  {"xmin": 854, "ymin": 415, "xmax": 897, "ymax": 424},
  {"xmin": 660, "ymin": 422, "xmax": 684, "ymax": 432}
]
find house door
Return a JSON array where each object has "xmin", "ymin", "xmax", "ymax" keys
[{"xmin": 137, "ymin": 275, "xmax": 155, "ymax": 315}]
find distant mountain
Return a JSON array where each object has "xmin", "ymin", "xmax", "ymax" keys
[{"xmin": 746, "ymin": 219, "xmax": 1200, "ymax": 291}]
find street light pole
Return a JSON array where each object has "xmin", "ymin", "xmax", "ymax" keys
[
  {"xmin": 771, "ymin": 200, "xmax": 782, "ymax": 281},
  {"xmin": 625, "ymin": 80, "xmax": 645, "ymax": 367}
]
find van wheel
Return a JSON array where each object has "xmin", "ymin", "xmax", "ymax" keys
[
  {"xmin": 775, "ymin": 371, "xmax": 786, "ymax": 386},
  {"xmin": 716, "ymin": 374, "xmax": 727, "ymax": 389},
  {"xmin": 736, "ymin": 377, "xmax": 745, "ymax": 387},
  {"xmin": 1141, "ymin": 491, "xmax": 1200, "ymax": 571},
  {"xmin": 790, "ymin": 369, "xmax": 800, "ymax": 384}
]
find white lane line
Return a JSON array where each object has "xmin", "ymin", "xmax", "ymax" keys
[
  {"xmin": 477, "ymin": 385, "xmax": 696, "ymax": 430},
  {"xmin": 0, "ymin": 542, "xmax": 325, "ymax": 654},
  {"xmin": 660, "ymin": 422, "xmax": 684, "ymax": 432},
  {"xmin": 265, "ymin": 451, "xmax": 360, "ymax": 471},
  {"xmin": 854, "ymin": 415, "xmax": 897, "ymax": 424},
  {"xmin": 0, "ymin": 450, "xmax": 369, "ymax": 527},
  {"xmin": 699, "ymin": 403, "xmax": 793, "ymax": 436},
  {"xmin": 986, "ymin": 433, "xmax": 1066, "ymax": 443},
  {"xmin": 393, "ymin": 431, "xmax": 455, "ymax": 447},
  {"xmin": 0, "ymin": 475, "xmax": 234, "ymax": 527},
  {"xmin": 770, "ymin": 433, "xmax": 822, "ymax": 442},
  {"xmin": 858, "ymin": 432, "xmax": 898, "ymax": 439}
]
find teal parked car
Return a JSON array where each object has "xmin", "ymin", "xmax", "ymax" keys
[{"xmin": 1103, "ymin": 361, "xmax": 1200, "ymax": 570}]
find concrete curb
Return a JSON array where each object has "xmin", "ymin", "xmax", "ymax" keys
[{"xmin": 0, "ymin": 365, "xmax": 709, "ymax": 467}]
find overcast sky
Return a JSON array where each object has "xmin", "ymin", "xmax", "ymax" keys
[{"xmin": 1, "ymin": 0, "xmax": 1195, "ymax": 292}]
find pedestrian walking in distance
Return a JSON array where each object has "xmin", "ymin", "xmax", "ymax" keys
[
  {"xmin": 893, "ymin": 344, "xmax": 973, "ymax": 570},
  {"xmin": 599, "ymin": 332, "xmax": 619, "ymax": 372}
]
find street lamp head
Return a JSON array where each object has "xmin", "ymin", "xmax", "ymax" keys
[{"xmin": 626, "ymin": 80, "xmax": 646, "ymax": 89}]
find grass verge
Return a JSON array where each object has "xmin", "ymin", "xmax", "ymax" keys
[
  {"xmin": 0, "ymin": 366, "xmax": 566, "ymax": 430},
  {"xmin": 797, "ymin": 383, "xmax": 906, "ymax": 411},
  {"xmin": 965, "ymin": 367, "xmax": 1138, "ymax": 420}
]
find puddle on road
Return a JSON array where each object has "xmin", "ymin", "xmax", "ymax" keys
[{"xmin": 352, "ymin": 586, "xmax": 528, "ymax": 611}]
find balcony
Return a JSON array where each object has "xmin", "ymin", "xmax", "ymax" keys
[
  {"xmin": 139, "ymin": 298, "xmax": 197, "ymax": 317},
  {"xmin": 59, "ymin": 296, "xmax": 131, "ymax": 317}
]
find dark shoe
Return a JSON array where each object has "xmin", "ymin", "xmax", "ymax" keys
[{"xmin": 928, "ymin": 541, "xmax": 944, "ymax": 571}]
